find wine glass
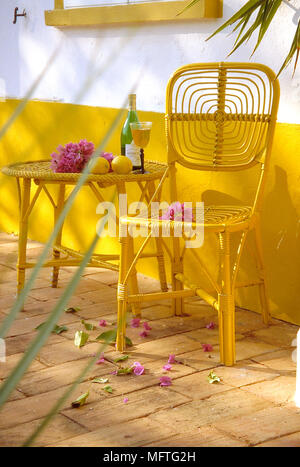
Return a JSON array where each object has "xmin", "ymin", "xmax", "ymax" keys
[{"xmin": 130, "ymin": 122, "xmax": 152, "ymax": 174}]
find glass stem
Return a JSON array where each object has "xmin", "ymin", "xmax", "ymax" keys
[{"xmin": 140, "ymin": 148, "xmax": 145, "ymax": 174}]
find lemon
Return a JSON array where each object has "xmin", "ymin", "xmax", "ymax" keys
[
  {"xmin": 91, "ymin": 157, "xmax": 110, "ymax": 174},
  {"xmin": 111, "ymin": 156, "xmax": 132, "ymax": 175}
]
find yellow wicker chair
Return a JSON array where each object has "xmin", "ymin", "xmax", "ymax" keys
[{"xmin": 116, "ymin": 62, "xmax": 280, "ymax": 366}]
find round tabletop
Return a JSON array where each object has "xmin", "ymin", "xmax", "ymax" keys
[{"xmin": 1, "ymin": 159, "xmax": 168, "ymax": 187}]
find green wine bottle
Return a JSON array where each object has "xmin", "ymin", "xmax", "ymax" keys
[{"xmin": 121, "ymin": 94, "xmax": 140, "ymax": 170}]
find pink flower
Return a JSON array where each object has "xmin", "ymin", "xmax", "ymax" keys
[
  {"xmin": 202, "ymin": 344, "xmax": 213, "ymax": 352},
  {"xmin": 96, "ymin": 353, "xmax": 105, "ymax": 364},
  {"xmin": 131, "ymin": 362, "xmax": 145, "ymax": 376},
  {"xmin": 130, "ymin": 318, "xmax": 141, "ymax": 328},
  {"xmin": 143, "ymin": 322, "xmax": 152, "ymax": 331},
  {"xmin": 168, "ymin": 354, "xmax": 177, "ymax": 364},
  {"xmin": 99, "ymin": 319, "xmax": 107, "ymax": 327},
  {"xmin": 159, "ymin": 376, "xmax": 172, "ymax": 387},
  {"xmin": 123, "ymin": 397, "xmax": 129, "ymax": 403},
  {"xmin": 206, "ymin": 321, "xmax": 216, "ymax": 329},
  {"xmin": 139, "ymin": 330, "xmax": 149, "ymax": 338},
  {"xmin": 163, "ymin": 364, "xmax": 172, "ymax": 371},
  {"xmin": 50, "ymin": 139, "xmax": 95, "ymax": 173}
]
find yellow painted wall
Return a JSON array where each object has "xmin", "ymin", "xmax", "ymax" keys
[{"xmin": 0, "ymin": 99, "xmax": 299, "ymax": 324}]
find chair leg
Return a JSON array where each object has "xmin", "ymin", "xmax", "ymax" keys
[
  {"xmin": 116, "ymin": 234, "xmax": 129, "ymax": 352},
  {"xmin": 171, "ymin": 237, "xmax": 184, "ymax": 316},
  {"xmin": 218, "ymin": 231, "xmax": 235, "ymax": 366},
  {"xmin": 128, "ymin": 236, "xmax": 141, "ymax": 317},
  {"xmin": 254, "ymin": 220, "xmax": 271, "ymax": 325},
  {"xmin": 17, "ymin": 178, "xmax": 31, "ymax": 300},
  {"xmin": 52, "ymin": 184, "xmax": 65, "ymax": 288}
]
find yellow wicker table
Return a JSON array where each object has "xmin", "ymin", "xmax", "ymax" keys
[{"xmin": 1, "ymin": 159, "xmax": 169, "ymax": 307}]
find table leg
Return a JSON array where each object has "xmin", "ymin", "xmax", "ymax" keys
[
  {"xmin": 147, "ymin": 181, "xmax": 168, "ymax": 292},
  {"xmin": 52, "ymin": 184, "xmax": 65, "ymax": 288},
  {"xmin": 117, "ymin": 181, "xmax": 141, "ymax": 317},
  {"xmin": 17, "ymin": 178, "xmax": 31, "ymax": 300}
]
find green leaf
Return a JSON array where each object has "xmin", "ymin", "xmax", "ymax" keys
[
  {"xmin": 92, "ymin": 377, "xmax": 109, "ymax": 384},
  {"xmin": 81, "ymin": 319, "xmax": 96, "ymax": 331},
  {"xmin": 114, "ymin": 354, "xmax": 129, "ymax": 363},
  {"xmin": 35, "ymin": 322, "xmax": 68, "ymax": 335},
  {"xmin": 207, "ymin": 370, "xmax": 221, "ymax": 384},
  {"xmin": 96, "ymin": 329, "xmax": 117, "ymax": 343},
  {"xmin": 65, "ymin": 306, "xmax": 81, "ymax": 313},
  {"xmin": 103, "ymin": 385, "xmax": 113, "ymax": 394},
  {"xmin": 74, "ymin": 330, "xmax": 89, "ymax": 348},
  {"xmin": 71, "ymin": 391, "xmax": 89, "ymax": 408},
  {"xmin": 206, "ymin": 0, "xmax": 264, "ymax": 41}
]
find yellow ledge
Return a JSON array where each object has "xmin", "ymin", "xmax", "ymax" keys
[{"xmin": 45, "ymin": 0, "xmax": 223, "ymax": 27}]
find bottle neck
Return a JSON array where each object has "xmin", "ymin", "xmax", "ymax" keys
[{"xmin": 128, "ymin": 94, "xmax": 136, "ymax": 112}]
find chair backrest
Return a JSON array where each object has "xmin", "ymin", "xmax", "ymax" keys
[{"xmin": 165, "ymin": 62, "xmax": 280, "ymax": 171}]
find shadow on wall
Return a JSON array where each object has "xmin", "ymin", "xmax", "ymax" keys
[{"xmin": 262, "ymin": 165, "xmax": 300, "ymax": 321}]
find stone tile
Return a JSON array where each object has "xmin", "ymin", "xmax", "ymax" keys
[
  {"xmin": 52, "ymin": 417, "xmax": 176, "ymax": 447},
  {"xmin": 253, "ymin": 323, "xmax": 298, "ymax": 348},
  {"xmin": 252, "ymin": 348, "xmax": 297, "ymax": 373},
  {"xmin": 0, "ymin": 414, "xmax": 88, "ymax": 447},
  {"xmin": 17, "ymin": 357, "xmax": 115, "ymax": 396},
  {"xmin": 4, "ymin": 331, "xmax": 65, "ymax": 357},
  {"xmin": 235, "ymin": 309, "xmax": 275, "ymax": 334},
  {"xmin": 256, "ymin": 432, "xmax": 300, "ymax": 447},
  {"xmin": 37, "ymin": 339, "xmax": 107, "ymax": 366},
  {"xmin": 27, "ymin": 277, "xmax": 106, "ymax": 302},
  {"xmin": 169, "ymin": 370, "xmax": 233, "ymax": 400},
  {"xmin": 3, "ymin": 313, "xmax": 79, "ymax": 338},
  {"xmin": 0, "ymin": 382, "xmax": 90, "ymax": 430},
  {"xmin": 0, "ymin": 382, "xmax": 26, "ymax": 401},
  {"xmin": 133, "ymin": 333, "xmax": 206, "ymax": 359},
  {"xmin": 0, "ymin": 352, "xmax": 45, "ymax": 379},
  {"xmin": 146, "ymin": 425, "xmax": 247, "ymax": 447},
  {"xmin": 213, "ymin": 359, "xmax": 280, "ymax": 388},
  {"xmin": 173, "ymin": 348, "xmax": 222, "ymax": 371},
  {"xmin": 140, "ymin": 304, "xmax": 173, "ymax": 321},
  {"xmin": 240, "ymin": 375, "xmax": 296, "ymax": 405},
  {"xmin": 182, "ymin": 327, "xmax": 244, "ymax": 345},
  {"xmin": 68, "ymin": 287, "xmax": 117, "ymax": 305},
  {"xmin": 209, "ymin": 337, "xmax": 280, "ymax": 362},
  {"xmin": 148, "ymin": 388, "xmax": 272, "ymax": 432},
  {"xmin": 217, "ymin": 405, "xmax": 300, "ymax": 446},
  {"xmin": 62, "ymin": 386, "xmax": 190, "ymax": 431}
]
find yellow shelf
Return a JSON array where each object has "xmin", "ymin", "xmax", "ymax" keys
[{"xmin": 45, "ymin": 0, "xmax": 223, "ymax": 27}]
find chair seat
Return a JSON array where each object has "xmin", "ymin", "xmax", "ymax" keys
[{"xmin": 123, "ymin": 205, "xmax": 252, "ymax": 231}]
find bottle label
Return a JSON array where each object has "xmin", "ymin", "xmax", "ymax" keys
[{"xmin": 125, "ymin": 143, "xmax": 140, "ymax": 167}]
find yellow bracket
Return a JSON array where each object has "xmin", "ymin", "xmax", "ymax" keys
[{"xmin": 45, "ymin": 0, "xmax": 223, "ymax": 27}]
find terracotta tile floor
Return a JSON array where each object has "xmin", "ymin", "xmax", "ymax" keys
[{"xmin": 0, "ymin": 232, "xmax": 299, "ymax": 447}]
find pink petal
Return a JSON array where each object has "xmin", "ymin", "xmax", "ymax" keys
[
  {"xmin": 99, "ymin": 319, "xmax": 107, "ymax": 327},
  {"xmin": 206, "ymin": 321, "xmax": 216, "ymax": 329},
  {"xmin": 163, "ymin": 364, "xmax": 172, "ymax": 371},
  {"xmin": 143, "ymin": 322, "xmax": 152, "ymax": 331},
  {"xmin": 202, "ymin": 344, "xmax": 213, "ymax": 352},
  {"xmin": 159, "ymin": 376, "xmax": 172, "ymax": 387},
  {"xmin": 168, "ymin": 354, "xmax": 176, "ymax": 364},
  {"xmin": 139, "ymin": 330, "xmax": 149, "ymax": 338},
  {"xmin": 123, "ymin": 397, "xmax": 129, "ymax": 403},
  {"xmin": 133, "ymin": 365, "xmax": 145, "ymax": 376},
  {"xmin": 96, "ymin": 353, "xmax": 105, "ymax": 364},
  {"xmin": 130, "ymin": 318, "xmax": 141, "ymax": 328}
]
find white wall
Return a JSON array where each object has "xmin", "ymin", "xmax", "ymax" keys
[{"xmin": 0, "ymin": 0, "xmax": 299, "ymax": 123}]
